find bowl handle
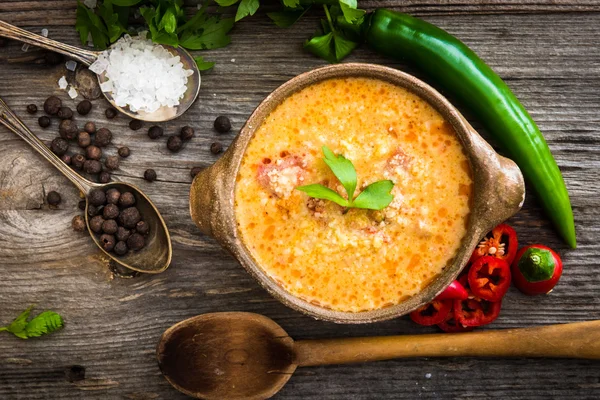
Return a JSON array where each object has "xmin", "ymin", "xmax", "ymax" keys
[{"xmin": 190, "ymin": 157, "xmax": 230, "ymax": 237}]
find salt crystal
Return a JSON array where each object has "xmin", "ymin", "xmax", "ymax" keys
[
  {"xmin": 58, "ymin": 76, "xmax": 68, "ymax": 90},
  {"xmin": 425, "ymin": 373, "xmax": 432, "ymax": 379},
  {"xmin": 41, "ymin": 28, "xmax": 48, "ymax": 38},
  {"xmin": 68, "ymin": 86, "xmax": 78, "ymax": 99},
  {"xmin": 231, "ymin": 58, "xmax": 235, "ymax": 63},
  {"xmin": 83, "ymin": 0, "xmax": 97, "ymax": 8},
  {"xmin": 65, "ymin": 60, "xmax": 78, "ymax": 71},
  {"xmin": 21, "ymin": 43, "xmax": 29, "ymax": 52}
]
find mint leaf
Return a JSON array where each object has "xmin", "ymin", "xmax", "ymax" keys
[
  {"xmin": 1, "ymin": 306, "xmax": 64, "ymax": 340},
  {"xmin": 235, "ymin": 0, "xmax": 260, "ymax": 22},
  {"xmin": 322, "ymin": 146, "xmax": 357, "ymax": 201},
  {"xmin": 296, "ymin": 184, "xmax": 349, "ymax": 208},
  {"xmin": 267, "ymin": 7, "xmax": 309, "ymax": 28},
  {"xmin": 158, "ymin": 8, "xmax": 178, "ymax": 34},
  {"xmin": 194, "ymin": 56, "xmax": 215, "ymax": 71},
  {"xmin": 352, "ymin": 180, "xmax": 395, "ymax": 210},
  {"xmin": 338, "ymin": 0, "xmax": 366, "ymax": 24}
]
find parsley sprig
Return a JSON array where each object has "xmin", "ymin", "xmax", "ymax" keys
[
  {"xmin": 297, "ymin": 146, "xmax": 394, "ymax": 211},
  {"xmin": 0, "ymin": 305, "xmax": 64, "ymax": 340}
]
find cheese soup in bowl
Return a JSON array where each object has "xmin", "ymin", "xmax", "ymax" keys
[{"xmin": 190, "ymin": 64, "xmax": 524, "ymax": 323}]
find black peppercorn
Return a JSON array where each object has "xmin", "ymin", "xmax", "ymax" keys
[
  {"xmin": 105, "ymin": 108, "xmax": 117, "ymax": 119},
  {"xmin": 103, "ymin": 203, "xmax": 120, "ymax": 220},
  {"xmin": 114, "ymin": 241, "xmax": 128, "ymax": 256},
  {"xmin": 127, "ymin": 233, "xmax": 145, "ymax": 251},
  {"xmin": 143, "ymin": 169, "xmax": 157, "ymax": 182},
  {"xmin": 86, "ymin": 145, "xmax": 102, "ymax": 160},
  {"xmin": 78, "ymin": 200, "xmax": 86, "ymax": 211},
  {"xmin": 118, "ymin": 192, "xmax": 136, "ymax": 208},
  {"xmin": 50, "ymin": 137, "xmax": 69, "ymax": 156},
  {"xmin": 83, "ymin": 160, "xmax": 102, "ymax": 175},
  {"xmin": 87, "ymin": 205, "xmax": 98, "ymax": 218},
  {"xmin": 47, "ymin": 191, "xmax": 61, "ymax": 206},
  {"xmin": 88, "ymin": 188, "xmax": 106, "ymax": 206},
  {"xmin": 115, "ymin": 226, "xmax": 131, "ymax": 242},
  {"xmin": 26, "ymin": 104, "xmax": 37, "ymax": 114},
  {"xmin": 100, "ymin": 234, "xmax": 116, "ymax": 252},
  {"xmin": 72, "ymin": 215, "xmax": 86, "ymax": 232},
  {"xmin": 84, "ymin": 121, "xmax": 96, "ymax": 134},
  {"xmin": 76, "ymin": 100, "xmax": 92, "ymax": 115},
  {"xmin": 72, "ymin": 154, "xmax": 86, "ymax": 170},
  {"xmin": 106, "ymin": 188, "xmax": 120, "ymax": 205},
  {"xmin": 190, "ymin": 166, "xmax": 203, "ymax": 179},
  {"xmin": 210, "ymin": 142, "xmax": 223, "ymax": 154},
  {"xmin": 57, "ymin": 107, "xmax": 73, "ymax": 120},
  {"xmin": 77, "ymin": 131, "xmax": 91, "ymax": 148},
  {"xmin": 101, "ymin": 219, "xmax": 118, "ymax": 235},
  {"xmin": 118, "ymin": 146, "xmax": 130, "ymax": 158},
  {"xmin": 148, "ymin": 125, "xmax": 163, "ymax": 139},
  {"xmin": 214, "ymin": 116, "xmax": 231, "ymax": 133},
  {"xmin": 118, "ymin": 207, "xmax": 141, "ymax": 228},
  {"xmin": 89, "ymin": 215, "xmax": 104, "ymax": 233},
  {"xmin": 180, "ymin": 126, "xmax": 195, "ymax": 141},
  {"xmin": 38, "ymin": 116, "xmax": 51, "ymax": 128},
  {"xmin": 59, "ymin": 119, "xmax": 79, "ymax": 140},
  {"xmin": 94, "ymin": 128, "xmax": 112, "ymax": 147},
  {"xmin": 167, "ymin": 135, "xmax": 182, "ymax": 152},
  {"xmin": 98, "ymin": 171, "xmax": 111, "ymax": 183},
  {"xmin": 61, "ymin": 154, "xmax": 71, "ymax": 165},
  {"xmin": 44, "ymin": 96, "xmax": 62, "ymax": 115},
  {"xmin": 105, "ymin": 156, "xmax": 119, "ymax": 171},
  {"xmin": 136, "ymin": 220, "xmax": 149, "ymax": 235},
  {"xmin": 129, "ymin": 119, "xmax": 142, "ymax": 130}
]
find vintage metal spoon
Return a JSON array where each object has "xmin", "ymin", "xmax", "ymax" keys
[
  {"xmin": 157, "ymin": 312, "xmax": 600, "ymax": 400},
  {"xmin": 0, "ymin": 20, "xmax": 200, "ymax": 122},
  {"xmin": 0, "ymin": 97, "xmax": 172, "ymax": 274}
]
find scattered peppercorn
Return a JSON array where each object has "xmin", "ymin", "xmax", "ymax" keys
[
  {"xmin": 98, "ymin": 171, "xmax": 111, "ymax": 183},
  {"xmin": 95, "ymin": 128, "xmax": 112, "ymax": 147},
  {"xmin": 180, "ymin": 126, "xmax": 194, "ymax": 141},
  {"xmin": 115, "ymin": 226, "xmax": 131, "ymax": 242},
  {"xmin": 118, "ymin": 207, "xmax": 141, "ymax": 228},
  {"xmin": 77, "ymin": 131, "xmax": 91, "ymax": 148},
  {"xmin": 136, "ymin": 220, "xmax": 149, "ymax": 235},
  {"xmin": 47, "ymin": 191, "xmax": 61, "ymax": 206},
  {"xmin": 50, "ymin": 137, "xmax": 69, "ymax": 156},
  {"xmin": 72, "ymin": 154, "xmax": 86, "ymax": 170},
  {"xmin": 89, "ymin": 215, "xmax": 104, "ymax": 233},
  {"xmin": 129, "ymin": 119, "xmax": 143, "ymax": 130},
  {"xmin": 84, "ymin": 121, "xmax": 96, "ymax": 134},
  {"xmin": 105, "ymin": 156, "xmax": 119, "ymax": 171},
  {"xmin": 210, "ymin": 142, "xmax": 223, "ymax": 154},
  {"xmin": 148, "ymin": 125, "xmax": 163, "ymax": 139},
  {"xmin": 100, "ymin": 234, "xmax": 116, "ymax": 252},
  {"xmin": 118, "ymin": 146, "xmax": 130, "ymax": 158},
  {"xmin": 167, "ymin": 135, "xmax": 182, "ymax": 152},
  {"xmin": 38, "ymin": 116, "xmax": 51, "ymax": 128},
  {"xmin": 190, "ymin": 166, "xmax": 203, "ymax": 179},
  {"xmin": 103, "ymin": 203, "xmax": 120, "ymax": 220},
  {"xmin": 78, "ymin": 200, "xmax": 86, "ymax": 211},
  {"xmin": 86, "ymin": 145, "xmax": 102, "ymax": 160},
  {"xmin": 214, "ymin": 116, "xmax": 231, "ymax": 133},
  {"xmin": 59, "ymin": 119, "xmax": 79, "ymax": 140},
  {"xmin": 105, "ymin": 107, "xmax": 117, "ymax": 119},
  {"xmin": 57, "ymin": 107, "xmax": 73, "ymax": 120},
  {"xmin": 101, "ymin": 219, "xmax": 118, "ymax": 235},
  {"xmin": 127, "ymin": 233, "xmax": 145, "ymax": 251},
  {"xmin": 26, "ymin": 104, "xmax": 37, "ymax": 114},
  {"xmin": 60, "ymin": 154, "xmax": 71, "ymax": 165},
  {"xmin": 114, "ymin": 241, "xmax": 128, "ymax": 256},
  {"xmin": 106, "ymin": 188, "xmax": 120, "ymax": 205},
  {"xmin": 89, "ymin": 188, "xmax": 106, "ymax": 206},
  {"xmin": 118, "ymin": 192, "xmax": 136, "ymax": 208},
  {"xmin": 76, "ymin": 100, "xmax": 92, "ymax": 115},
  {"xmin": 72, "ymin": 215, "xmax": 86, "ymax": 232},
  {"xmin": 83, "ymin": 159, "xmax": 102, "ymax": 174},
  {"xmin": 144, "ymin": 169, "xmax": 157, "ymax": 182},
  {"xmin": 44, "ymin": 96, "xmax": 62, "ymax": 115}
]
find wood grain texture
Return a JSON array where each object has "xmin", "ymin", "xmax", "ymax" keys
[{"xmin": 0, "ymin": 3, "xmax": 600, "ymax": 400}]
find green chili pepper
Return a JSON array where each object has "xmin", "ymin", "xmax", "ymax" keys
[{"xmin": 363, "ymin": 9, "xmax": 576, "ymax": 248}]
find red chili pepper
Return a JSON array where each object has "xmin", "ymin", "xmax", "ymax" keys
[
  {"xmin": 470, "ymin": 223, "xmax": 518, "ymax": 265},
  {"xmin": 468, "ymin": 256, "xmax": 511, "ymax": 302},
  {"xmin": 454, "ymin": 296, "xmax": 502, "ymax": 327},
  {"xmin": 512, "ymin": 244, "xmax": 563, "ymax": 295},
  {"xmin": 409, "ymin": 300, "xmax": 452, "ymax": 326},
  {"xmin": 435, "ymin": 280, "xmax": 468, "ymax": 301},
  {"xmin": 437, "ymin": 308, "xmax": 474, "ymax": 333}
]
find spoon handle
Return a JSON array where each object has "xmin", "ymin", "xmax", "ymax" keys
[
  {"xmin": 294, "ymin": 320, "xmax": 600, "ymax": 366},
  {"xmin": 0, "ymin": 20, "xmax": 98, "ymax": 66},
  {"xmin": 0, "ymin": 97, "xmax": 97, "ymax": 194}
]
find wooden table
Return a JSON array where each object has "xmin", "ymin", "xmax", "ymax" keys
[{"xmin": 1, "ymin": 1, "xmax": 599, "ymax": 399}]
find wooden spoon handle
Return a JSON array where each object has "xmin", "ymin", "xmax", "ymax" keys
[{"xmin": 294, "ymin": 320, "xmax": 600, "ymax": 366}]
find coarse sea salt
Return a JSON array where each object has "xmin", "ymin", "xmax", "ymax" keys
[
  {"xmin": 68, "ymin": 86, "xmax": 78, "ymax": 99},
  {"xmin": 58, "ymin": 76, "xmax": 68, "ymax": 90},
  {"xmin": 89, "ymin": 34, "xmax": 193, "ymax": 114}
]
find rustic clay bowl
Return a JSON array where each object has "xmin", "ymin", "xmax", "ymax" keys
[{"xmin": 190, "ymin": 63, "xmax": 525, "ymax": 324}]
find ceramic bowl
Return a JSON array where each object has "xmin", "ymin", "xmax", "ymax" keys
[{"xmin": 190, "ymin": 63, "xmax": 525, "ymax": 323}]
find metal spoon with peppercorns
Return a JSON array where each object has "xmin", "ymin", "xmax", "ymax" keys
[
  {"xmin": 0, "ymin": 97, "xmax": 172, "ymax": 274},
  {"xmin": 0, "ymin": 20, "xmax": 200, "ymax": 122}
]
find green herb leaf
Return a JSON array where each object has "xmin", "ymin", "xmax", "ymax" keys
[
  {"xmin": 322, "ymin": 146, "xmax": 357, "ymax": 201},
  {"xmin": 352, "ymin": 180, "xmax": 395, "ymax": 210},
  {"xmin": 97, "ymin": 0, "xmax": 127, "ymax": 43},
  {"xmin": 3, "ymin": 305, "xmax": 33, "ymax": 335},
  {"xmin": 267, "ymin": 7, "xmax": 309, "ymax": 28},
  {"xmin": 333, "ymin": 33, "xmax": 357, "ymax": 61},
  {"xmin": 179, "ymin": 16, "xmax": 234, "ymax": 50},
  {"xmin": 75, "ymin": 1, "xmax": 110, "ymax": 49},
  {"xmin": 282, "ymin": 0, "xmax": 301, "ymax": 8},
  {"xmin": 194, "ymin": 56, "xmax": 215, "ymax": 71},
  {"xmin": 338, "ymin": 0, "xmax": 365, "ymax": 24},
  {"xmin": 1, "ymin": 306, "xmax": 64, "ymax": 340},
  {"xmin": 296, "ymin": 184, "xmax": 349, "ymax": 208},
  {"xmin": 304, "ymin": 32, "xmax": 336, "ymax": 63},
  {"xmin": 158, "ymin": 7, "xmax": 178, "ymax": 34},
  {"xmin": 214, "ymin": 0, "xmax": 240, "ymax": 6},
  {"xmin": 235, "ymin": 0, "xmax": 260, "ymax": 22}
]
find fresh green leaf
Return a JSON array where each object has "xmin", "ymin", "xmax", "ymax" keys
[
  {"xmin": 235, "ymin": 0, "xmax": 259, "ymax": 22},
  {"xmin": 322, "ymin": 146, "xmax": 356, "ymax": 201},
  {"xmin": 333, "ymin": 33, "xmax": 357, "ymax": 61},
  {"xmin": 352, "ymin": 180, "xmax": 395, "ymax": 210},
  {"xmin": 75, "ymin": 1, "xmax": 110, "ymax": 49},
  {"xmin": 179, "ymin": 16, "xmax": 234, "ymax": 50},
  {"xmin": 111, "ymin": 0, "xmax": 144, "ymax": 6},
  {"xmin": 152, "ymin": 31, "xmax": 179, "ymax": 46},
  {"xmin": 282, "ymin": 0, "xmax": 300, "ymax": 8},
  {"xmin": 304, "ymin": 32, "xmax": 336, "ymax": 63},
  {"xmin": 4, "ymin": 305, "xmax": 33, "ymax": 335},
  {"xmin": 176, "ymin": 6, "xmax": 209, "ymax": 34},
  {"xmin": 267, "ymin": 7, "xmax": 309, "ymax": 28},
  {"xmin": 338, "ymin": 0, "xmax": 365, "ymax": 24},
  {"xmin": 194, "ymin": 56, "xmax": 215, "ymax": 71},
  {"xmin": 214, "ymin": 0, "xmax": 240, "ymax": 6},
  {"xmin": 97, "ymin": 0, "xmax": 127, "ymax": 42},
  {"xmin": 1, "ymin": 306, "xmax": 64, "ymax": 340},
  {"xmin": 296, "ymin": 184, "xmax": 349, "ymax": 208},
  {"xmin": 158, "ymin": 7, "xmax": 178, "ymax": 34}
]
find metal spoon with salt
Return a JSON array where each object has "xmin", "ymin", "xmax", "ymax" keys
[{"xmin": 0, "ymin": 20, "xmax": 200, "ymax": 122}]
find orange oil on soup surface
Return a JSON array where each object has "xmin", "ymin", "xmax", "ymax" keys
[{"xmin": 234, "ymin": 77, "xmax": 472, "ymax": 312}]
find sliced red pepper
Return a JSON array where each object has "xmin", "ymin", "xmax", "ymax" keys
[
  {"xmin": 435, "ymin": 280, "xmax": 468, "ymax": 301},
  {"xmin": 454, "ymin": 296, "xmax": 502, "ymax": 327},
  {"xmin": 409, "ymin": 300, "xmax": 452, "ymax": 326},
  {"xmin": 437, "ymin": 307, "xmax": 474, "ymax": 333},
  {"xmin": 470, "ymin": 223, "xmax": 518, "ymax": 265},
  {"xmin": 468, "ymin": 256, "xmax": 511, "ymax": 302}
]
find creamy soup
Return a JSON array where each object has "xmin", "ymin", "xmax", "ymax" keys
[{"xmin": 234, "ymin": 77, "xmax": 472, "ymax": 312}]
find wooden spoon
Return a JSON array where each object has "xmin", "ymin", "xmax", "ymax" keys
[{"xmin": 157, "ymin": 312, "xmax": 600, "ymax": 400}]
